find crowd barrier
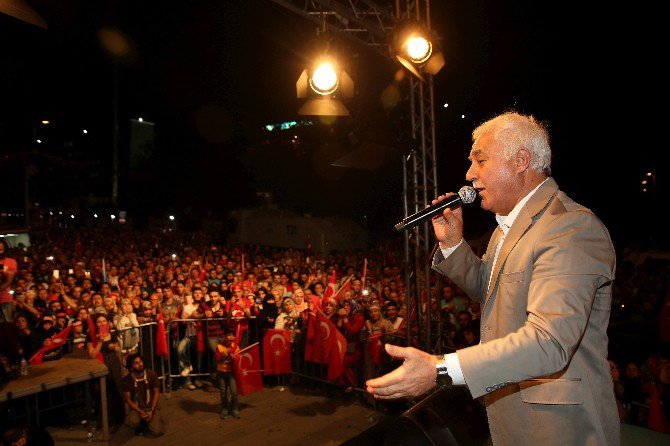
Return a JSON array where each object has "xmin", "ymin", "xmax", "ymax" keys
[
  {"xmin": 159, "ymin": 316, "xmax": 409, "ymax": 395},
  {"xmin": 43, "ymin": 316, "xmax": 416, "ymax": 396}
]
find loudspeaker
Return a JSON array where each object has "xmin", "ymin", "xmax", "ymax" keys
[{"xmin": 342, "ymin": 386, "xmax": 490, "ymax": 446}]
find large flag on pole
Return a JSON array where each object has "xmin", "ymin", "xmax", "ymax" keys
[
  {"xmin": 233, "ymin": 343, "xmax": 264, "ymax": 396},
  {"xmin": 262, "ymin": 329, "xmax": 292, "ymax": 375}
]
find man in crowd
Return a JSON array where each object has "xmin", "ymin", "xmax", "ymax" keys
[{"xmin": 121, "ymin": 353, "xmax": 164, "ymax": 437}]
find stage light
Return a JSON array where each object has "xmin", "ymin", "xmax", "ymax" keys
[
  {"xmin": 405, "ymin": 36, "xmax": 432, "ymax": 63},
  {"xmin": 296, "ymin": 56, "xmax": 354, "ymax": 116},
  {"xmin": 310, "ymin": 61, "xmax": 339, "ymax": 95},
  {"xmin": 169, "ymin": 215, "xmax": 175, "ymax": 221},
  {"xmin": 393, "ymin": 21, "xmax": 445, "ymax": 81}
]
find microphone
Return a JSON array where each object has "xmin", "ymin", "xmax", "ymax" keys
[{"xmin": 395, "ymin": 186, "xmax": 477, "ymax": 232}]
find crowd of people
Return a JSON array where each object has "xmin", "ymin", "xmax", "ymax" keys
[{"xmin": 1, "ymin": 222, "xmax": 669, "ymax": 436}]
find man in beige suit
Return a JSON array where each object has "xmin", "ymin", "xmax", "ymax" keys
[{"xmin": 366, "ymin": 112, "xmax": 619, "ymax": 445}]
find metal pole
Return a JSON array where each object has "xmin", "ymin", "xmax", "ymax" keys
[{"xmin": 112, "ymin": 62, "xmax": 119, "ymax": 204}]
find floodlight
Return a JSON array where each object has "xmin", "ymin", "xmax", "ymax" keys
[
  {"xmin": 393, "ymin": 21, "xmax": 445, "ymax": 81},
  {"xmin": 296, "ymin": 56, "xmax": 354, "ymax": 116},
  {"xmin": 310, "ymin": 61, "xmax": 339, "ymax": 95}
]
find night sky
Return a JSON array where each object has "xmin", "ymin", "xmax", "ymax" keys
[{"xmin": 0, "ymin": 1, "xmax": 663, "ymax": 250}]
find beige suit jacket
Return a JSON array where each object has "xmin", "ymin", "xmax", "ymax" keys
[{"xmin": 433, "ymin": 178, "xmax": 619, "ymax": 446}]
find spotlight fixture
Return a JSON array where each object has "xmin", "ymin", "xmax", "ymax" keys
[
  {"xmin": 296, "ymin": 56, "xmax": 354, "ymax": 116},
  {"xmin": 393, "ymin": 21, "xmax": 445, "ymax": 81}
]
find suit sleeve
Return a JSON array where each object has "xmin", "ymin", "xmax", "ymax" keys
[
  {"xmin": 433, "ymin": 241, "xmax": 488, "ymax": 304},
  {"xmin": 455, "ymin": 211, "xmax": 614, "ymax": 398}
]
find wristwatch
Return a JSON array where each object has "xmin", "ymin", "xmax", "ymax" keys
[{"xmin": 435, "ymin": 354, "xmax": 453, "ymax": 388}]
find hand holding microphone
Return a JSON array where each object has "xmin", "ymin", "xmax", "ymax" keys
[{"xmin": 394, "ymin": 186, "xmax": 476, "ymax": 235}]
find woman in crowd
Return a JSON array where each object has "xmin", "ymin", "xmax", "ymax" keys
[
  {"xmin": 322, "ymin": 297, "xmax": 339, "ymax": 324},
  {"xmin": 114, "ymin": 298, "xmax": 140, "ymax": 369},
  {"xmin": 292, "ymin": 288, "xmax": 309, "ymax": 317},
  {"xmin": 274, "ymin": 297, "xmax": 301, "ymax": 339},
  {"xmin": 257, "ymin": 287, "xmax": 278, "ymax": 332},
  {"xmin": 86, "ymin": 313, "xmax": 125, "ymax": 426},
  {"xmin": 335, "ymin": 299, "xmax": 365, "ymax": 391}
]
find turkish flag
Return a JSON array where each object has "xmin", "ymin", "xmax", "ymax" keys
[
  {"xmin": 323, "ymin": 271, "xmax": 337, "ymax": 300},
  {"xmin": 86, "ymin": 316, "xmax": 105, "ymax": 364},
  {"xmin": 155, "ymin": 312, "xmax": 169, "ymax": 358},
  {"xmin": 327, "ymin": 328, "xmax": 347, "ymax": 381},
  {"xmin": 333, "ymin": 277, "xmax": 352, "ymax": 304},
  {"xmin": 368, "ymin": 334, "xmax": 383, "ymax": 366},
  {"xmin": 262, "ymin": 329, "xmax": 292, "ymax": 375},
  {"xmin": 233, "ymin": 343, "xmax": 264, "ymax": 396},
  {"xmin": 305, "ymin": 311, "xmax": 337, "ymax": 364},
  {"xmin": 29, "ymin": 325, "xmax": 72, "ymax": 365}
]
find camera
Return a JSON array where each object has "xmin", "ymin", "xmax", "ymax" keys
[{"xmin": 255, "ymin": 297, "xmax": 262, "ymax": 304}]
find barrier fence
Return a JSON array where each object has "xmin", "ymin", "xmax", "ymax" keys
[{"xmin": 159, "ymin": 316, "xmax": 408, "ymax": 395}]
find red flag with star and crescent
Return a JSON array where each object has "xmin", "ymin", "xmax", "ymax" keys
[
  {"xmin": 233, "ymin": 342, "xmax": 263, "ymax": 396},
  {"xmin": 368, "ymin": 333, "xmax": 383, "ymax": 366},
  {"xmin": 305, "ymin": 310, "xmax": 337, "ymax": 364},
  {"xmin": 327, "ymin": 328, "xmax": 347, "ymax": 381},
  {"xmin": 323, "ymin": 271, "xmax": 337, "ymax": 301},
  {"xmin": 262, "ymin": 329, "xmax": 292, "ymax": 375}
]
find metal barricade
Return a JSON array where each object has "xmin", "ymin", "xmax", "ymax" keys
[
  {"xmin": 114, "ymin": 322, "xmax": 161, "ymax": 372},
  {"xmin": 164, "ymin": 317, "xmax": 257, "ymax": 392}
]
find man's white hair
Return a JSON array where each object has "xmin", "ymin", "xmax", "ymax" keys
[{"xmin": 473, "ymin": 112, "xmax": 552, "ymax": 175}]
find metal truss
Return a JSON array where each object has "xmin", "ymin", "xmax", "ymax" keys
[
  {"xmin": 402, "ymin": 71, "xmax": 439, "ymax": 352},
  {"xmin": 269, "ymin": 0, "xmax": 441, "ymax": 352},
  {"xmin": 267, "ymin": 0, "xmax": 397, "ymax": 57}
]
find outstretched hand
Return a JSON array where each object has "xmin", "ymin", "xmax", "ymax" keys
[{"xmin": 365, "ymin": 344, "xmax": 438, "ymax": 400}]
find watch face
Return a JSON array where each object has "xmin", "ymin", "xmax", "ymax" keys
[{"xmin": 436, "ymin": 373, "xmax": 453, "ymax": 388}]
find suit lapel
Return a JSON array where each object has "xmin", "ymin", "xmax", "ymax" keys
[
  {"xmin": 484, "ymin": 227, "xmax": 503, "ymax": 295},
  {"xmin": 483, "ymin": 178, "xmax": 559, "ymax": 309}
]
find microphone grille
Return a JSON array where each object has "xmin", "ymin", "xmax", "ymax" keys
[{"xmin": 458, "ymin": 186, "xmax": 477, "ymax": 204}]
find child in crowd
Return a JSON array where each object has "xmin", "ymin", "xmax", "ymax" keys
[{"xmin": 214, "ymin": 329, "xmax": 240, "ymax": 419}]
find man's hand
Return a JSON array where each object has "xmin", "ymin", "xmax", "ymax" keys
[
  {"xmin": 430, "ymin": 193, "xmax": 464, "ymax": 248},
  {"xmin": 365, "ymin": 344, "xmax": 438, "ymax": 400}
]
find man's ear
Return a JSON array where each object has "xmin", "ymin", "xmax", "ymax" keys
[{"xmin": 515, "ymin": 147, "xmax": 531, "ymax": 172}]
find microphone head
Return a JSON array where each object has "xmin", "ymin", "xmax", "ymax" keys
[{"xmin": 458, "ymin": 186, "xmax": 477, "ymax": 204}]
